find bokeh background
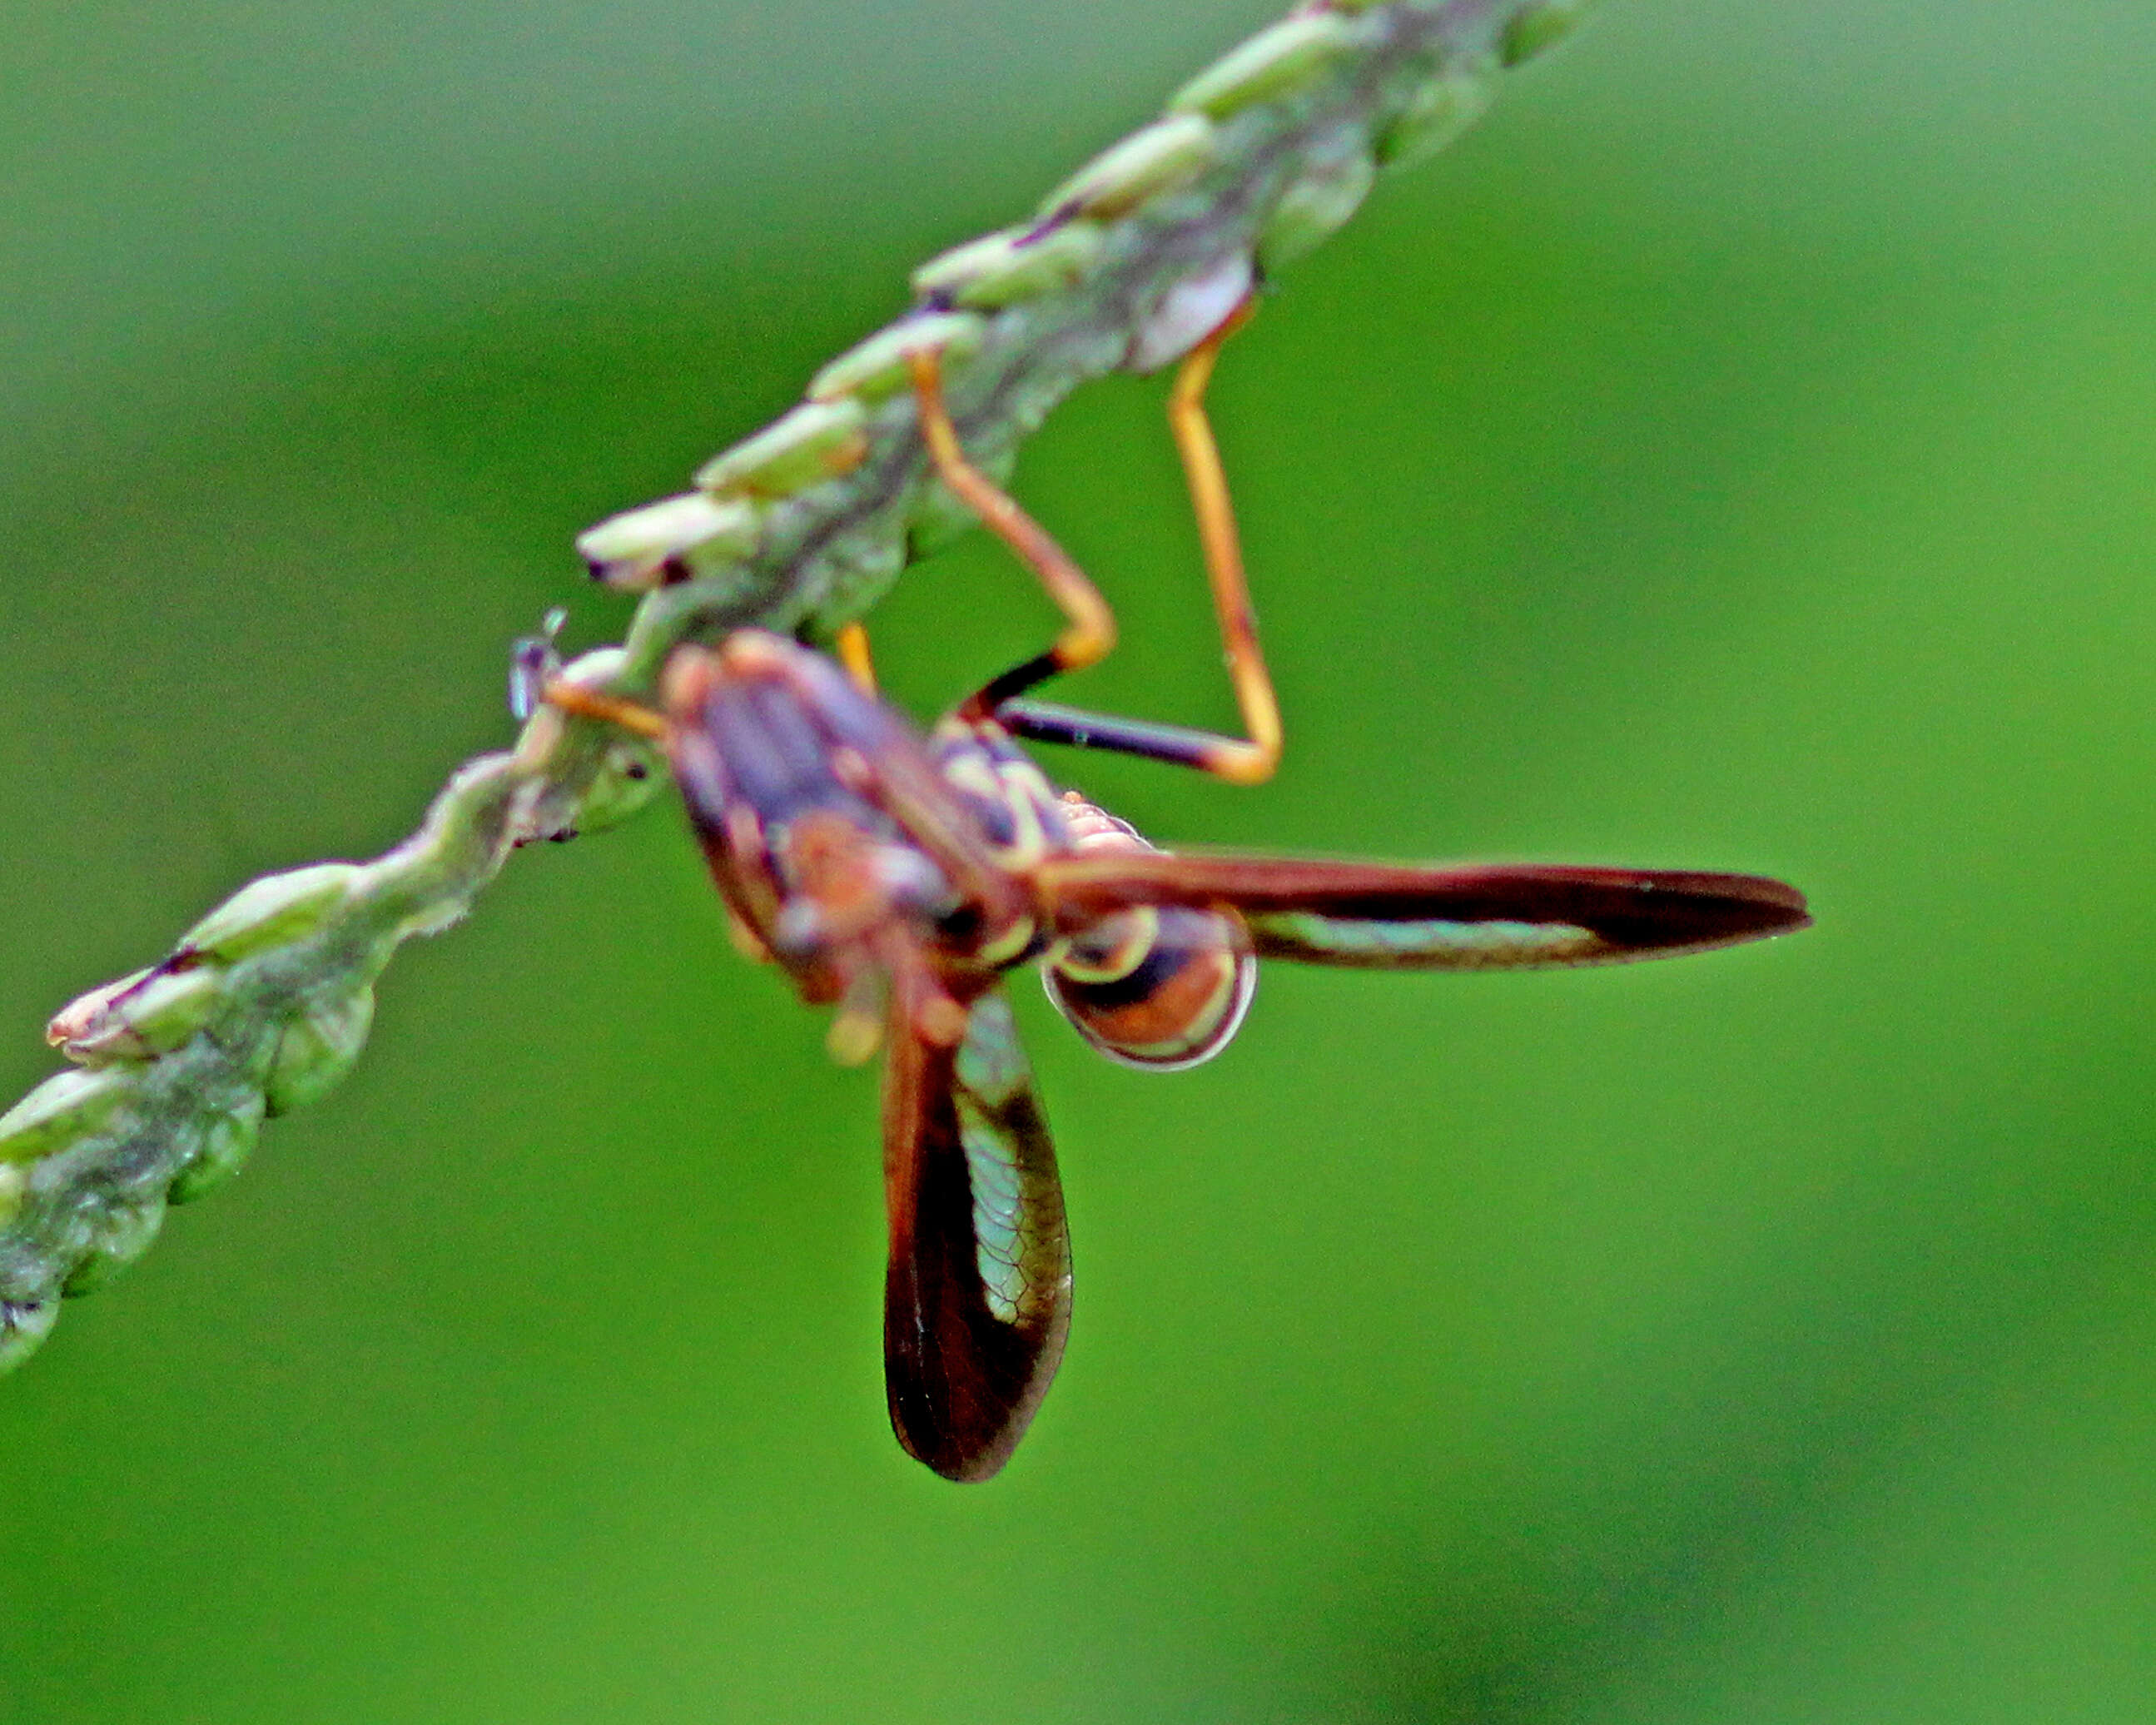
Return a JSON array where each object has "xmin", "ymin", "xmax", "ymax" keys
[{"xmin": 4, "ymin": 2, "xmax": 2154, "ymax": 1719}]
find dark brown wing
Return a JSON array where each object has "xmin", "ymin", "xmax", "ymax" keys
[
  {"xmin": 1036, "ymin": 853, "xmax": 1810, "ymax": 970},
  {"xmin": 882, "ymin": 989, "xmax": 1072, "ymax": 1481}
]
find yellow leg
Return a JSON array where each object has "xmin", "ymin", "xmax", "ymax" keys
[
  {"xmin": 908, "ymin": 347, "xmax": 1116, "ymax": 720},
  {"xmin": 907, "ymin": 316, "xmax": 1283, "ymax": 786},
  {"xmin": 1164, "ymin": 304, "xmax": 1282, "ymax": 786},
  {"xmin": 540, "ymin": 679, "xmax": 668, "ymax": 739},
  {"xmin": 834, "ymin": 622, "xmax": 879, "ymax": 696}
]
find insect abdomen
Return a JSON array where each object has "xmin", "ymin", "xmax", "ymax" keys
[
  {"xmin": 1043, "ymin": 792, "xmax": 1256, "ymax": 1070},
  {"xmin": 1046, "ymin": 905, "xmax": 1255, "ymax": 1070}
]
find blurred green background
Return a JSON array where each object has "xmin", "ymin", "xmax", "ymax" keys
[{"xmin": 5, "ymin": 2, "xmax": 2155, "ymax": 1719}]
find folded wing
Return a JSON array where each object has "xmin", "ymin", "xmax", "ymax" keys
[
  {"xmin": 882, "ymin": 990, "xmax": 1073, "ymax": 1481},
  {"xmin": 1036, "ymin": 854, "xmax": 1810, "ymax": 970}
]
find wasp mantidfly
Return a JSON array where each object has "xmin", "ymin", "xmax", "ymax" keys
[{"xmin": 539, "ymin": 629, "xmax": 1808, "ymax": 1481}]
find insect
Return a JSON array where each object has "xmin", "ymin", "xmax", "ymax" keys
[
  {"xmin": 543, "ymin": 626, "xmax": 1808, "ymax": 1480},
  {"xmin": 533, "ymin": 320, "xmax": 1812, "ymax": 1479}
]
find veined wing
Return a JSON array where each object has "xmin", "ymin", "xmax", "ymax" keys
[
  {"xmin": 1036, "ymin": 854, "xmax": 1810, "ymax": 970},
  {"xmin": 882, "ymin": 989, "xmax": 1072, "ymax": 1481}
]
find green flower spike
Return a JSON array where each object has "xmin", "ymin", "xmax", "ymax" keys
[
  {"xmin": 1170, "ymin": 13, "xmax": 1364, "ymax": 122},
  {"xmin": 809, "ymin": 313, "xmax": 988, "ymax": 406},
  {"xmin": 47, "ymin": 964, "xmax": 227, "ymax": 1066},
  {"xmin": 1038, "ymin": 114, "xmax": 1220, "ymax": 220},
  {"xmin": 909, "ymin": 225, "xmax": 1105, "ymax": 311},
  {"xmin": 1502, "ymin": 0, "xmax": 1594, "ymax": 67},
  {"xmin": 693, "ymin": 399, "xmax": 871, "ymax": 500},
  {"xmin": 1377, "ymin": 65, "xmax": 1498, "ymax": 170},
  {"xmin": 578, "ymin": 493, "xmax": 763, "ymax": 594},
  {"xmin": 1259, "ymin": 143, "xmax": 1379, "ymax": 271}
]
